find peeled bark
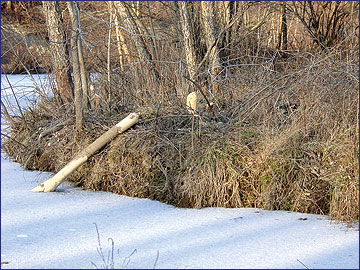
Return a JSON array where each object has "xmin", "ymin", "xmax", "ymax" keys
[
  {"xmin": 31, "ymin": 113, "xmax": 139, "ymax": 192},
  {"xmin": 42, "ymin": 1, "xmax": 73, "ymax": 104}
]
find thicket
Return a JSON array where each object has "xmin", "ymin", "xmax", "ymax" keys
[{"xmin": 1, "ymin": 1, "xmax": 359, "ymax": 222}]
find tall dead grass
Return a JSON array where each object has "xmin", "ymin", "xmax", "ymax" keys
[{"xmin": 2, "ymin": 45, "xmax": 358, "ymax": 223}]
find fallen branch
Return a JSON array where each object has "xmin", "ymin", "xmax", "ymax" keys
[
  {"xmin": 31, "ymin": 113, "xmax": 139, "ymax": 192},
  {"xmin": 38, "ymin": 119, "xmax": 73, "ymax": 139}
]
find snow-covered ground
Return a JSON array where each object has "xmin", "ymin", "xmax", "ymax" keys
[
  {"xmin": 1, "ymin": 75, "xmax": 359, "ymax": 269},
  {"xmin": 1, "ymin": 74, "xmax": 53, "ymax": 117}
]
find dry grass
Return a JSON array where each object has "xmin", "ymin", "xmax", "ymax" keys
[{"xmin": 2, "ymin": 45, "xmax": 358, "ymax": 223}]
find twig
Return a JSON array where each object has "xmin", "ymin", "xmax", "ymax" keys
[
  {"xmin": 1, "ymin": 101, "xmax": 14, "ymax": 124},
  {"xmin": 154, "ymin": 102, "xmax": 161, "ymax": 128},
  {"xmin": 1, "ymin": 132, "xmax": 28, "ymax": 149},
  {"xmin": 39, "ymin": 119, "xmax": 73, "ymax": 139},
  {"xmin": 122, "ymin": 249, "xmax": 137, "ymax": 268},
  {"xmin": 4, "ymin": 74, "xmax": 25, "ymax": 121},
  {"xmin": 153, "ymin": 250, "xmax": 159, "ymax": 269},
  {"xmin": 93, "ymin": 223, "xmax": 107, "ymax": 268},
  {"xmin": 79, "ymin": 8, "xmax": 167, "ymax": 40},
  {"xmin": 297, "ymin": 259, "xmax": 309, "ymax": 269},
  {"xmin": 107, "ymin": 238, "xmax": 115, "ymax": 269}
]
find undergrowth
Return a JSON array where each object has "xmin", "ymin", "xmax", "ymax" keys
[{"xmin": 2, "ymin": 46, "xmax": 359, "ymax": 223}]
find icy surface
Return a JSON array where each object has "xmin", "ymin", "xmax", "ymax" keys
[
  {"xmin": 1, "ymin": 156, "xmax": 359, "ymax": 269},
  {"xmin": 1, "ymin": 74, "xmax": 53, "ymax": 117},
  {"xmin": 1, "ymin": 75, "xmax": 359, "ymax": 269}
]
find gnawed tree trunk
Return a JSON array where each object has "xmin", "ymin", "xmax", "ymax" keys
[
  {"xmin": 42, "ymin": 1, "xmax": 73, "ymax": 104},
  {"xmin": 67, "ymin": 1, "xmax": 84, "ymax": 132},
  {"xmin": 186, "ymin": 91, "xmax": 197, "ymax": 115},
  {"xmin": 179, "ymin": 1, "xmax": 198, "ymax": 80},
  {"xmin": 31, "ymin": 113, "xmax": 139, "ymax": 192},
  {"xmin": 200, "ymin": 1, "xmax": 221, "ymax": 96}
]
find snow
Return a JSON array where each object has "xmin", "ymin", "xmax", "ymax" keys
[
  {"xmin": 1, "ymin": 74, "xmax": 53, "ymax": 117},
  {"xmin": 1, "ymin": 75, "xmax": 359, "ymax": 269}
]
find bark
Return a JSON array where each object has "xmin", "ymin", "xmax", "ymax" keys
[
  {"xmin": 77, "ymin": 30, "xmax": 89, "ymax": 111},
  {"xmin": 200, "ymin": 1, "xmax": 221, "ymax": 96},
  {"xmin": 42, "ymin": 1, "xmax": 73, "ymax": 104},
  {"xmin": 277, "ymin": 3, "xmax": 288, "ymax": 52},
  {"xmin": 107, "ymin": 1, "xmax": 113, "ymax": 104},
  {"xmin": 67, "ymin": 1, "xmax": 83, "ymax": 132},
  {"xmin": 127, "ymin": 4, "xmax": 156, "ymax": 58},
  {"xmin": 224, "ymin": 1, "xmax": 235, "ymax": 47},
  {"xmin": 115, "ymin": 3, "xmax": 150, "ymax": 62},
  {"xmin": 179, "ymin": 1, "xmax": 198, "ymax": 80},
  {"xmin": 115, "ymin": 2, "xmax": 159, "ymax": 78},
  {"xmin": 146, "ymin": 2, "xmax": 159, "ymax": 60},
  {"xmin": 114, "ymin": 8, "xmax": 130, "ymax": 72},
  {"xmin": 31, "ymin": 113, "xmax": 139, "ymax": 192}
]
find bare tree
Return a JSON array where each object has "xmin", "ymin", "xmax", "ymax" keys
[
  {"xmin": 291, "ymin": 1, "xmax": 354, "ymax": 49},
  {"xmin": 114, "ymin": 3, "xmax": 130, "ymax": 72},
  {"xmin": 114, "ymin": 1, "xmax": 159, "ymax": 79},
  {"xmin": 67, "ymin": 1, "xmax": 84, "ymax": 131},
  {"xmin": 42, "ymin": 1, "xmax": 73, "ymax": 104},
  {"xmin": 179, "ymin": 1, "xmax": 198, "ymax": 80},
  {"xmin": 200, "ymin": 1, "xmax": 221, "ymax": 96},
  {"xmin": 277, "ymin": 2, "xmax": 288, "ymax": 52}
]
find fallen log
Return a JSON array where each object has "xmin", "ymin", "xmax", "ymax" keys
[{"xmin": 31, "ymin": 112, "xmax": 139, "ymax": 192}]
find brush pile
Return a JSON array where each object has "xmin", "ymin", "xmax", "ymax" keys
[{"xmin": 2, "ymin": 47, "xmax": 359, "ymax": 223}]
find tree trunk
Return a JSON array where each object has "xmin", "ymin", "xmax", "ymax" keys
[
  {"xmin": 77, "ymin": 29, "xmax": 89, "ymax": 111},
  {"xmin": 224, "ymin": 1, "xmax": 235, "ymax": 48},
  {"xmin": 67, "ymin": 1, "xmax": 83, "ymax": 132},
  {"xmin": 31, "ymin": 113, "xmax": 139, "ymax": 192},
  {"xmin": 277, "ymin": 3, "xmax": 288, "ymax": 52},
  {"xmin": 107, "ymin": 1, "xmax": 113, "ymax": 107},
  {"xmin": 114, "ymin": 2, "xmax": 159, "ymax": 79},
  {"xmin": 179, "ymin": 1, "xmax": 198, "ymax": 80},
  {"xmin": 114, "ymin": 9, "xmax": 129, "ymax": 72},
  {"xmin": 200, "ymin": 1, "xmax": 221, "ymax": 96},
  {"xmin": 42, "ymin": 1, "xmax": 73, "ymax": 104}
]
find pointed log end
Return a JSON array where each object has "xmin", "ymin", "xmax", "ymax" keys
[
  {"xmin": 31, "ymin": 183, "xmax": 45, "ymax": 192},
  {"xmin": 31, "ymin": 182, "xmax": 57, "ymax": 192}
]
